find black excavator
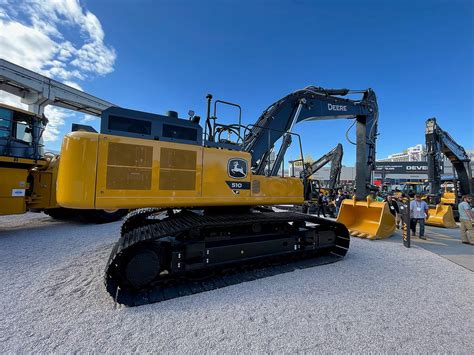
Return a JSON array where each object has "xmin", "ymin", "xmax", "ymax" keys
[
  {"xmin": 286, "ymin": 143, "xmax": 343, "ymax": 215},
  {"xmin": 303, "ymin": 143, "xmax": 343, "ymax": 214},
  {"xmin": 425, "ymin": 117, "xmax": 473, "ymax": 227},
  {"xmin": 57, "ymin": 85, "xmax": 389, "ymax": 306}
]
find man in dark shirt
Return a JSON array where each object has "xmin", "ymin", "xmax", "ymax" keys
[{"xmin": 317, "ymin": 193, "xmax": 326, "ymax": 217}]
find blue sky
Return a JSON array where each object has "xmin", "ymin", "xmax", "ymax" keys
[{"xmin": 1, "ymin": 0, "xmax": 472, "ymax": 164}]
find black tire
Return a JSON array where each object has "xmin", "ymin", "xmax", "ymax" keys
[
  {"xmin": 44, "ymin": 208, "xmax": 77, "ymax": 220},
  {"xmin": 82, "ymin": 209, "xmax": 129, "ymax": 224}
]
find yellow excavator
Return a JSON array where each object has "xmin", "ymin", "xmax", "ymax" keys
[
  {"xmin": 55, "ymin": 83, "xmax": 395, "ymax": 305},
  {"xmin": 0, "ymin": 59, "xmax": 127, "ymax": 222},
  {"xmin": 424, "ymin": 118, "xmax": 473, "ymax": 228}
]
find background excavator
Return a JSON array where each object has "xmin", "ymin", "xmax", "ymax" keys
[
  {"xmin": 55, "ymin": 83, "xmax": 394, "ymax": 305},
  {"xmin": 297, "ymin": 143, "xmax": 343, "ymax": 215},
  {"xmin": 0, "ymin": 59, "xmax": 127, "ymax": 222},
  {"xmin": 425, "ymin": 117, "xmax": 473, "ymax": 228}
]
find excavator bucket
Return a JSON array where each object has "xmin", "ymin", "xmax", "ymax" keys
[
  {"xmin": 426, "ymin": 204, "xmax": 457, "ymax": 228},
  {"xmin": 336, "ymin": 198, "xmax": 396, "ymax": 240}
]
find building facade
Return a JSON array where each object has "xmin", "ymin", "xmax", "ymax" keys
[{"xmin": 378, "ymin": 144, "xmax": 425, "ymax": 162}]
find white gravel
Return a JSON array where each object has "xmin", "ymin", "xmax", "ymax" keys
[{"xmin": 1, "ymin": 213, "xmax": 473, "ymax": 353}]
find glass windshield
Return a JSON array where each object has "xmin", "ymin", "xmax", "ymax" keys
[{"xmin": 0, "ymin": 107, "xmax": 13, "ymax": 138}]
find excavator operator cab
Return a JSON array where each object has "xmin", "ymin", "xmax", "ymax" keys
[
  {"xmin": 0, "ymin": 104, "xmax": 46, "ymax": 161},
  {"xmin": 310, "ymin": 179, "xmax": 321, "ymax": 198}
]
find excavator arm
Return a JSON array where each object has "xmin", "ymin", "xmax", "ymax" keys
[
  {"xmin": 425, "ymin": 118, "xmax": 472, "ymax": 228},
  {"xmin": 301, "ymin": 143, "xmax": 343, "ymax": 200},
  {"xmin": 425, "ymin": 118, "xmax": 472, "ymax": 200},
  {"xmin": 242, "ymin": 86, "xmax": 378, "ymax": 201},
  {"xmin": 238, "ymin": 86, "xmax": 393, "ymax": 239}
]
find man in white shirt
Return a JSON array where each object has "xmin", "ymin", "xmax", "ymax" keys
[
  {"xmin": 458, "ymin": 195, "xmax": 474, "ymax": 245},
  {"xmin": 409, "ymin": 194, "xmax": 429, "ymax": 240}
]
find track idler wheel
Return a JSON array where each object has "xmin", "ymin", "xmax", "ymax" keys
[{"xmin": 122, "ymin": 246, "xmax": 161, "ymax": 288}]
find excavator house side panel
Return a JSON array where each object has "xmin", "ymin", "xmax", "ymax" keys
[
  {"xmin": 0, "ymin": 168, "xmax": 28, "ymax": 215},
  {"xmin": 426, "ymin": 204, "xmax": 457, "ymax": 228},
  {"xmin": 251, "ymin": 175, "xmax": 303, "ymax": 201},
  {"xmin": 201, "ymin": 147, "xmax": 251, "ymax": 200},
  {"xmin": 94, "ymin": 134, "xmax": 203, "ymax": 209},
  {"xmin": 57, "ymin": 132, "xmax": 305, "ymax": 210},
  {"xmin": 336, "ymin": 199, "xmax": 395, "ymax": 239}
]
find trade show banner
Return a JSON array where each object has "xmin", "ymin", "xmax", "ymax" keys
[{"xmin": 374, "ymin": 161, "xmax": 444, "ymax": 174}]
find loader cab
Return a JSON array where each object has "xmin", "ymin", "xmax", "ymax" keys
[
  {"xmin": 0, "ymin": 104, "xmax": 46, "ymax": 161},
  {"xmin": 400, "ymin": 182, "xmax": 428, "ymax": 198}
]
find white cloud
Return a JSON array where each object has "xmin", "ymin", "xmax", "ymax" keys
[
  {"xmin": 80, "ymin": 114, "xmax": 97, "ymax": 123},
  {"xmin": 43, "ymin": 106, "xmax": 73, "ymax": 142},
  {"xmin": 0, "ymin": 0, "xmax": 116, "ymax": 142},
  {"xmin": 0, "ymin": 92, "xmax": 28, "ymax": 110},
  {"xmin": 63, "ymin": 81, "xmax": 83, "ymax": 91}
]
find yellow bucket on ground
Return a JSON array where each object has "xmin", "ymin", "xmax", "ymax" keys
[
  {"xmin": 336, "ymin": 198, "xmax": 396, "ymax": 240},
  {"xmin": 426, "ymin": 204, "xmax": 457, "ymax": 228}
]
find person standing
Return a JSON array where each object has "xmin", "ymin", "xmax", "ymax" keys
[
  {"xmin": 410, "ymin": 194, "xmax": 429, "ymax": 239},
  {"xmin": 317, "ymin": 193, "xmax": 326, "ymax": 217},
  {"xmin": 335, "ymin": 190, "xmax": 345, "ymax": 217},
  {"xmin": 386, "ymin": 195, "xmax": 401, "ymax": 228},
  {"xmin": 458, "ymin": 195, "xmax": 474, "ymax": 245}
]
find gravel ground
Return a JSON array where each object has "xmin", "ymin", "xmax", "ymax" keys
[{"xmin": 1, "ymin": 213, "xmax": 473, "ymax": 353}]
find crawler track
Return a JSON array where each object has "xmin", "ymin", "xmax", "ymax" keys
[{"xmin": 105, "ymin": 210, "xmax": 350, "ymax": 307}]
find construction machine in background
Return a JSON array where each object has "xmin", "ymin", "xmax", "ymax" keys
[
  {"xmin": 425, "ymin": 117, "xmax": 473, "ymax": 228},
  {"xmin": 298, "ymin": 143, "xmax": 343, "ymax": 215},
  {"xmin": 55, "ymin": 83, "xmax": 395, "ymax": 305},
  {"xmin": 390, "ymin": 182, "xmax": 428, "ymax": 199},
  {"xmin": 0, "ymin": 59, "xmax": 127, "ymax": 222}
]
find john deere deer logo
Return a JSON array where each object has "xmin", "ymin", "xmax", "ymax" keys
[{"xmin": 228, "ymin": 158, "xmax": 247, "ymax": 179}]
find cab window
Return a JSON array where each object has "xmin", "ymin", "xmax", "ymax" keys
[
  {"xmin": 14, "ymin": 121, "xmax": 33, "ymax": 143},
  {"xmin": 0, "ymin": 107, "xmax": 12, "ymax": 138}
]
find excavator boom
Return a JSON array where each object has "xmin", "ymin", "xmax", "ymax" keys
[
  {"xmin": 302, "ymin": 143, "xmax": 343, "ymax": 201},
  {"xmin": 425, "ymin": 118, "xmax": 472, "ymax": 227}
]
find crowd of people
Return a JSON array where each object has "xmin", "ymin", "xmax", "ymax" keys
[{"xmin": 310, "ymin": 188, "xmax": 474, "ymax": 245}]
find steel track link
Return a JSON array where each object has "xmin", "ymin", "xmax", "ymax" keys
[{"xmin": 105, "ymin": 211, "xmax": 350, "ymax": 307}]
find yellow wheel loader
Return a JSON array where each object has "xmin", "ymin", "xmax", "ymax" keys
[
  {"xmin": 0, "ymin": 104, "xmax": 127, "ymax": 223},
  {"xmin": 0, "ymin": 59, "xmax": 127, "ymax": 223},
  {"xmin": 425, "ymin": 118, "xmax": 473, "ymax": 228},
  {"xmin": 54, "ymin": 84, "xmax": 395, "ymax": 306}
]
